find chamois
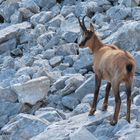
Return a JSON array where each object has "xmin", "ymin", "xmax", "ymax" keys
[{"xmin": 78, "ymin": 16, "xmax": 136, "ymax": 125}]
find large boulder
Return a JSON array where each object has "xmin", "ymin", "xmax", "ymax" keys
[
  {"xmin": 0, "ymin": 22, "xmax": 31, "ymax": 44},
  {"xmin": 0, "ymin": 101, "xmax": 22, "ymax": 128},
  {"xmin": 104, "ymin": 21, "xmax": 140, "ymax": 51},
  {"xmin": 1, "ymin": 113, "xmax": 49, "ymax": 140},
  {"xmin": 11, "ymin": 76, "xmax": 50, "ymax": 105}
]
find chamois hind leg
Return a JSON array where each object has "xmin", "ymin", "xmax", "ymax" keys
[
  {"xmin": 110, "ymin": 82, "xmax": 121, "ymax": 125},
  {"xmin": 89, "ymin": 74, "xmax": 101, "ymax": 116},
  {"xmin": 125, "ymin": 81, "xmax": 132, "ymax": 123},
  {"xmin": 102, "ymin": 82, "xmax": 111, "ymax": 111}
]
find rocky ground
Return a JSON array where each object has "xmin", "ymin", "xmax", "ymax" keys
[{"xmin": 0, "ymin": 0, "xmax": 140, "ymax": 140}]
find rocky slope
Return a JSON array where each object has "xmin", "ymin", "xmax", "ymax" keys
[{"xmin": 0, "ymin": 0, "xmax": 140, "ymax": 140}]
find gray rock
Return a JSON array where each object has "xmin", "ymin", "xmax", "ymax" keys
[
  {"xmin": 11, "ymin": 74, "xmax": 31, "ymax": 86},
  {"xmin": 61, "ymin": 5, "xmax": 75, "ymax": 17},
  {"xmin": 47, "ymin": 14, "xmax": 65, "ymax": 28},
  {"xmin": 19, "ymin": 0, "xmax": 40, "ymax": 14},
  {"xmin": 134, "ymin": 51, "xmax": 140, "ymax": 73},
  {"xmin": 31, "ymin": 111, "xmax": 113, "ymax": 140},
  {"xmin": 31, "ymin": 11, "xmax": 53, "ymax": 26},
  {"xmin": 106, "ymin": 5, "xmax": 131, "ymax": 20},
  {"xmin": 11, "ymin": 76, "xmax": 50, "ymax": 105},
  {"xmin": 0, "ymin": 0, "xmax": 19, "ymax": 22},
  {"xmin": 34, "ymin": 0, "xmax": 56, "ymax": 9},
  {"xmin": 119, "ymin": 0, "xmax": 138, "ymax": 7},
  {"xmin": 70, "ymin": 127, "xmax": 97, "ymax": 140},
  {"xmin": 0, "ymin": 38, "xmax": 16, "ymax": 54},
  {"xmin": 74, "ymin": 75, "xmax": 95, "ymax": 101},
  {"xmin": 60, "ymin": 14, "xmax": 80, "ymax": 33},
  {"xmin": 73, "ymin": 103, "xmax": 90, "ymax": 115},
  {"xmin": 62, "ymin": 95, "xmax": 80, "ymax": 110},
  {"xmin": 0, "ymin": 101, "xmax": 22, "ymax": 128},
  {"xmin": 92, "ymin": 13, "xmax": 108, "ymax": 25},
  {"xmin": 0, "ymin": 86, "xmax": 17, "ymax": 102},
  {"xmin": 56, "ymin": 43, "xmax": 79, "ymax": 56},
  {"xmin": 63, "ymin": 55, "xmax": 77, "ymax": 66},
  {"xmin": 15, "ymin": 66, "xmax": 36, "ymax": 78},
  {"xmin": 73, "ymin": 48, "xmax": 93, "ymax": 71},
  {"xmin": 37, "ymin": 110, "xmax": 64, "ymax": 123},
  {"xmin": 37, "ymin": 31, "xmax": 56, "ymax": 48},
  {"xmin": 42, "ymin": 70, "xmax": 62, "ymax": 84},
  {"xmin": 75, "ymin": 1, "xmax": 101, "ymax": 17},
  {"xmin": 132, "ymin": 7, "xmax": 140, "ymax": 21},
  {"xmin": 2, "ymin": 56, "xmax": 14, "ymax": 69},
  {"xmin": 133, "ymin": 95, "xmax": 140, "ymax": 106},
  {"xmin": 0, "ymin": 22, "xmax": 31, "ymax": 44},
  {"xmin": 82, "ymin": 94, "xmax": 94, "ymax": 105},
  {"xmin": 62, "ymin": 67, "xmax": 77, "ymax": 75},
  {"xmin": 63, "ymin": 0, "xmax": 76, "ymax": 6},
  {"xmin": 31, "ymin": 24, "xmax": 47, "ymax": 41},
  {"xmin": 61, "ymin": 74, "xmax": 85, "ymax": 96},
  {"xmin": 49, "ymin": 56, "xmax": 63, "ymax": 67},
  {"xmin": 33, "ymin": 59, "xmax": 52, "ymax": 70},
  {"xmin": 104, "ymin": 21, "xmax": 140, "ymax": 51},
  {"xmin": 42, "ymin": 49, "xmax": 56, "ymax": 60},
  {"xmin": 50, "ymin": 76, "xmax": 69, "ymax": 93},
  {"xmin": 50, "ymin": 4, "xmax": 61, "ymax": 17},
  {"xmin": 1, "ymin": 113, "xmax": 49, "ymax": 140},
  {"xmin": 62, "ymin": 31, "xmax": 78, "ymax": 43},
  {"xmin": 0, "ymin": 69, "xmax": 16, "ymax": 87},
  {"xmin": 19, "ymin": 7, "xmax": 34, "ymax": 19},
  {"xmin": 10, "ymin": 11, "xmax": 22, "ymax": 24}
]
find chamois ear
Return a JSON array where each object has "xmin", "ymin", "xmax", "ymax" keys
[{"xmin": 90, "ymin": 23, "xmax": 94, "ymax": 32}]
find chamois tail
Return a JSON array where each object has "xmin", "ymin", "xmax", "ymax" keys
[{"xmin": 126, "ymin": 64, "xmax": 133, "ymax": 73}]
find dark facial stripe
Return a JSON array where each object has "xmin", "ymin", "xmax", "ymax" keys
[{"xmin": 80, "ymin": 32, "xmax": 93, "ymax": 46}]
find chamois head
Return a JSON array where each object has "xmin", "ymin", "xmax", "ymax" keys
[{"xmin": 78, "ymin": 16, "xmax": 95, "ymax": 49}]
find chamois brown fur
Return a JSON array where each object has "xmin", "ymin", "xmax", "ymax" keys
[{"xmin": 78, "ymin": 16, "xmax": 136, "ymax": 125}]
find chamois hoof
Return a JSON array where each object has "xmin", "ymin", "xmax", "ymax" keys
[
  {"xmin": 110, "ymin": 120, "xmax": 117, "ymax": 126},
  {"xmin": 102, "ymin": 105, "xmax": 108, "ymax": 111},
  {"xmin": 88, "ymin": 109, "xmax": 96, "ymax": 116},
  {"xmin": 126, "ymin": 117, "xmax": 131, "ymax": 123}
]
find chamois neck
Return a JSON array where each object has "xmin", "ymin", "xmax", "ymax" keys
[{"xmin": 91, "ymin": 33, "xmax": 104, "ymax": 53}]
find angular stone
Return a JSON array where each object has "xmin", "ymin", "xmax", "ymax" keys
[
  {"xmin": 106, "ymin": 5, "xmax": 131, "ymax": 20},
  {"xmin": 49, "ymin": 56, "xmax": 63, "ymax": 67},
  {"xmin": 31, "ymin": 110, "xmax": 113, "ymax": 140},
  {"xmin": 34, "ymin": 0, "xmax": 56, "ymax": 9},
  {"xmin": 11, "ymin": 76, "xmax": 50, "ymax": 105},
  {"xmin": 0, "ymin": 38, "xmax": 16, "ymax": 54},
  {"xmin": 56, "ymin": 43, "xmax": 79, "ymax": 56},
  {"xmin": 0, "ymin": 0, "xmax": 19, "ymax": 22},
  {"xmin": 70, "ymin": 127, "xmax": 97, "ymax": 140},
  {"xmin": 31, "ymin": 11, "xmax": 53, "ymax": 26},
  {"xmin": 104, "ymin": 21, "xmax": 140, "ymax": 51},
  {"xmin": 0, "ymin": 101, "xmax": 22, "ymax": 128},
  {"xmin": 73, "ymin": 103, "xmax": 90, "ymax": 115},
  {"xmin": 62, "ymin": 95, "xmax": 80, "ymax": 110},
  {"xmin": 0, "ymin": 22, "xmax": 31, "ymax": 44},
  {"xmin": 19, "ymin": 0, "xmax": 40, "ymax": 14},
  {"xmin": 73, "ymin": 48, "xmax": 93, "ymax": 71},
  {"xmin": 60, "ymin": 5, "xmax": 75, "ymax": 17},
  {"xmin": 74, "ymin": 75, "xmax": 95, "ymax": 101},
  {"xmin": 1, "ymin": 113, "xmax": 49, "ymax": 140},
  {"xmin": 37, "ymin": 110, "xmax": 64, "ymax": 123},
  {"xmin": 37, "ymin": 31, "xmax": 56, "ymax": 48},
  {"xmin": 0, "ymin": 86, "xmax": 17, "ymax": 102},
  {"xmin": 61, "ymin": 74, "xmax": 85, "ymax": 96}
]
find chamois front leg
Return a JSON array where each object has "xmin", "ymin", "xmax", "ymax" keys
[
  {"xmin": 125, "ymin": 81, "xmax": 132, "ymax": 123},
  {"xmin": 110, "ymin": 82, "xmax": 121, "ymax": 125},
  {"xmin": 102, "ymin": 82, "xmax": 111, "ymax": 111},
  {"xmin": 89, "ymin": 74, "xmax": 101, "ymax": 116}
]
